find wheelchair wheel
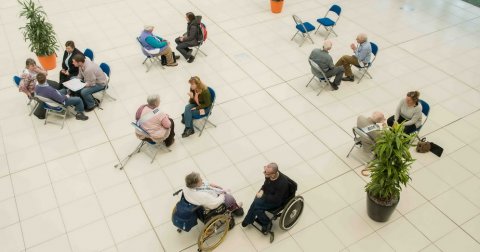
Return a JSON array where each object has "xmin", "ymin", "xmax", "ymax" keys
[
  {"xmin": 279, "ymin": 196, "xmax": 304, "ymax": 230},
  {"xmin": 198, "ymin": 214, "xmax": 230, "ymax": 251}
]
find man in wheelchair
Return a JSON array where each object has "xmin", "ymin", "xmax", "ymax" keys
[{"xmin": 241, "ymin": 162, "xmax": 292, "ymax": 233}]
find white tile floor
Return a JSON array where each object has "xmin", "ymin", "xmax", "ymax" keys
[{"xmin": 1, "ymin": 0, "xmax": 480, "ymax": 251}]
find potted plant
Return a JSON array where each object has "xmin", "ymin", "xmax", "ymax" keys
[
  {"xmin": 365, "ymin": 123, "xmax": 415, "ymax": 222},
  {"xmin": 18, "ymin": 0, "xmax": 59, "ymax": 70},
  {"xmin": 270, "ymin": 0, "xmax": 284, "ymax": 13}
]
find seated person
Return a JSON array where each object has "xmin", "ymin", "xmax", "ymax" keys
[
  {"xmin": 34, "ymin": 73, "xmax": 88, "ymax": 121},
  {"xmin": 175, "ymin": 12, "xmax": 203, "ymax": 63},
  {"xmin": 72, "ymin": 54, "xmax": 107, "ymax": 112},
  {"xmin": 335, "ymin": 33, "xmax": 372, "ymax": 82},
  {"xmin": 183, "ymin": 172, "xmax": 244, "ymax": 216},
  {"xmin": 181, "ymin": 76, "xmax": 212, "ymax": 138},
  {"xmin": 387, "ymin": 91, "xmax": 422, "ymax": 134},
  {"xmin": 242, "ymin": 162, "xmax": 290, "ymax": 232},
  {"xmin": 18, "ymin": 58, "xmax": 60, "ymax": 99},
  {"xmin": 135, "ymin": 94, "xmax": 175, "ymax": 147},
  {"xmin": 59, "ymin": 40, "xmax": 83, "ymax": 85},
  {"xmin": 309, "ymin": 40, "xmax": 345, "ymax": 90},
  {"xmin": 138, "ymin": 25, "xmax": 179, "ymax": 67},
  {"xmin": 357, "ymin": 111, "xmax": 386, "ymax": 152}
]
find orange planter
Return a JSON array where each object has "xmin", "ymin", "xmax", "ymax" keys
[
  {"xmin": 37, "ymin": 54, "xmax": 57, "ymax": 70},
  {"xmin": 270, "ymin": 0, "xmax": 284, "ymax": 13}
]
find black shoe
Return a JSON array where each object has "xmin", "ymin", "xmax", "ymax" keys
[
  {"xmin": 181, "ymin": 113, "xmax": 185, "ymax": 124},
  {"xmin": 181, "ymin": 128, "xmax": 195, "ymax": 138},
  {"xmin": 93, "ymin": 97, "xmax": 101, "ymax": 106},
  {"xmin": 232, "ymin": 207, "xmax": 244, "ymax": 217},
  {"xmin": 165, "ymin": 138, "xmax": 175, "ymax": 147},
  {"xmin": 174, "ymin": 55, "xmax": 180, "ymax": 60},
  {"xmin": 241, "ymin": 221, "xmax": 249, "ymax": 227},
  {"xmin": 331, "ymin": 84, "xmax": 339, "ymax": 91},
  {"xmin": 187, "ymin": 56, "xmax": 195, "ymax": 63},
  {"xmin": 75, "ymin": 112, "xmax": 89, "ymax": 121},
  {"xmin": 342, "ymin": 76, "xmax": 354, "ymax": 82},
  {"xmin": 85, "ymin": 105, "xmax": 97, "ymax": 112},
  {"xmin": 261, "ymin": 221, "xmax": 272, "ymax": 234}
]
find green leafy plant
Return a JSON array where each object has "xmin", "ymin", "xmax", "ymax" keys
[
  {"xmin": 365, "ymin": 123, "xmax": 415, "ymax": 205},
  {"xmin": 18, "ymin": 0, "xmax": 58, "ymax": 56}
]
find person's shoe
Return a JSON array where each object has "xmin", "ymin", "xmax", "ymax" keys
[
  {"xmin": 187, "ymin": 56, "xmax": 195, "ymax": 63},
  {"xmin": 166, "ymin": 62, "xmax": 178, "ymax": 67},
  {"xmin": 261, "ymin": 221, "xmax": 273, "ymax": 234},
  {"xmin": 75, "ymin": 112, "xmax": 89, "ymax": 121},
  {"xmin": 174, "ymin": 55, "xmax": 180, "ymax": 60},
  {"xmin": 241, "ymin": 221, "xmax": 249, "ymax": 227},
  {"xmin": 342, "ymin": 76, "xmax": 354, "ymax": 82},
  {"xmin": 232, "ymin": 207, "xmax": 244, "ymax": 217},
  {"xmin": 165, "ymin": 138, "xmax": 175, "ymax": 147},
  {"xmin": 181, "ymin": 128, "xmax": 195, "ymax": 138},
  {"xmin": 331, "ymin": 84, "xmax": 339, "ymax": 91},
  {"xmin": 85, "ymin": 105, "xmax": 97, "ymax": 112},
  {"xmin": 93, "ymin": 97, "xmax": 101, "ymax": 105},
  {"xmin": 181, "ymin": 113, "xmax": 185, "ymax": 124}
]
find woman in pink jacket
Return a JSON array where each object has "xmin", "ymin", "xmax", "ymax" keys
[{"xmin": 135, "ymin": 94, "xmax": 175, "ymax": 147}]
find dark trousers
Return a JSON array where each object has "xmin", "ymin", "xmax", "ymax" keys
[
  {"xmin": 47, "ymin": 79, "xmax": 61, "ymax": 90},
  {"xmin": 164, "ymin": 118, "xmax": 175, "ymax": 146},
  {"xmin": 175, "ymin": 38, "xmax": 198, "ymax": 59},
  {"xmin": 387, "ymin": 115, "xmax": 417, "ymax": 134},
  {"xmin": 243, "ymin": 197, "xmax": 280, "ymax": 227},
  {"xmin": 59, "ymin": 71, "xmax": 71, "ymax": 86},
  {"xmin": 324, "ymin": 66, "xmax": 345, "ymax": 87}
]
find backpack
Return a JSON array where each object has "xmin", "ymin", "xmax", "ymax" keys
[
  {"xmin": 172, "ymin": 195, "xmax": 198, "ymax": 232},
  {"xmin": 198, "ymin": 22, "xmax": 207, "ymax": 42}
]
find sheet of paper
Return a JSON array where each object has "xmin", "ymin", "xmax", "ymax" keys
[{"xmin": 63, "ymin": 78, "xmax": 86, "ymax": 91}]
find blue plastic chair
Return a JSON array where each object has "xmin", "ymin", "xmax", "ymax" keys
[
  {"xmin": 291, "ymin": 15, "xmax": 315, "ymax": 47},
  {"xmin": 13, "ymin": 76, "xmax": 21, "ymax": 87},
  {"xmin": 315, "ymin": 4, "xmax": 342, "ymax": 39},
  {"xmin": 96, "ymin": 62, "xmax": 116, "ymax": 108},
  {"xmin": 14, "ymin": 75, "xmax": 40, "ymax": 114},
  {"xmin": 353, "ymin": 42, "xmax": 378, "ymax": 83},
  {"xmin": 35, "ymin": 95, "xmax": 69, "ymax": 129},
  {"xmin": 415, "ymin": 100, "xmax": 430, "ymax": 139},
  {"xmin": 84, "ymin": 48, "xmax": 94, "ymax": 61},
  {"xmin": 114, "ymin": 122, "xmax": 172, "ymax": 169},
  {"xmin": 192, "ymin": 87, "xmax": 217, "ymax": 136},
  {"xmin": 136, "ymin": 37, "xmax": 164, "ymax": 72}
]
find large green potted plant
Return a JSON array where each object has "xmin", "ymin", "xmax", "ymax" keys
[
  {"xmin": 365, "ymin": 123, "xmax": 415, "ymax": 222},
  {"xmin": 18, "ymin": 0, "xmax": 59, "ymax": 70}
]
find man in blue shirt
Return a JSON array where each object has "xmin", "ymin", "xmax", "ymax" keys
[
  {"xmin": 335, "ymin": 33, "xmax": 372, "ymax": 82},
  {"xmin": 139, "ymin": 25, "xmax": 179, "ymax": 66},
  {"xmin": 34, "ymin": 73, "xmax": 89, "ymax": 121}
]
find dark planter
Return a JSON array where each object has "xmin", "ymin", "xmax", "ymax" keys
[{"xmin": 366, "ymin": 193, "xmax": 399, "ymax": 222}]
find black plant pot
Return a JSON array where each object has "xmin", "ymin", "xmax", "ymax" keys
[{"xmin": 366, "ymin": 193, "xmax": 399, "ymax": 222}]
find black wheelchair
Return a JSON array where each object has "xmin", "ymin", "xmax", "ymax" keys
[
  {"xmin": 172, "ymin": 189, "xmax": 234, "ymax": 252},
  {"xmin": 251, "ymin": 177, "xmax": 304, "ymax": 243}
]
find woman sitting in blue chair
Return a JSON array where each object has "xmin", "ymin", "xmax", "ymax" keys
[{"xmin": 181, "ymin": 76, "xmax": 212, "ymax": 138}]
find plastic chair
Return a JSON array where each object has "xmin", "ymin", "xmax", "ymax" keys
[
  {"xmin": 415, "ymin": 100, "xmax": 430, "ymax": 140},
  {"xmin": 136, "ymin": 37, "xmax": 164, "ymax": 72},
  {"xmin": 291, "ymin": 15, "xmax": 315, "ymax": 47},
  {"xmin": 346, "ymin": 127, "xmax": 376, "ymax": 165},
  {"xmin": 35, "ymin": 95, "xmax": 69, "ymax": 129},
  {"xmin": 114, "ymin": 122, "xmax": 171, "ymax": 169},
  {"xmin": 95, "ymin": 62, "xmax": 117, "ymax": 109},
  {"xmin": 315, "ymin": 4, "xmax": 342, "ymax": 39},
  {"xmin": 353, "ymin": 42, "xmax": 378, "ymax": 83},
  {"xmin": 192, "ymin": 87, "xmax": 217, "ymax": 136},
  {"xmin": 306, "ymin": 59, "xmax": 331, "ymax": 95},
  {"xmin": 84, "ymin": 48, "xmax": 94, "ymax": 61}
]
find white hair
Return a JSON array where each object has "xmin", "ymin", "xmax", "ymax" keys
[
  {"xmin": 144, "ymin": 25, "xmax": 154, "ymax": 31},
  {"xmin": 357, "ymin": 33, "xmax": 368, "ymax": 42},
  {"xmin": 323, "ymin": 40, "xmax": 332, "ymax": 51},
  {"xmin": 147, "ymin": 94, "xmax": 160, "ymax": 106},
  {"xmin": 371, "ymin": 111, "xmax": 385, "ymax": 123}
]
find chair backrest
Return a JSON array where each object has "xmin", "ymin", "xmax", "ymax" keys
[
  {"xmin": 353, "ymin": 127, "xmax": 375, "ymax": 146},
  {"xmin": 323, "ymin": 4, "xmax": 341, "ymax": 23},
  {"xmin": 308, "ymin": 59, "xmax": 329, "ymax": 81},
  {"xmin": 100, "ymin": 62, "xmax": 110, "ymax": 85},
  {"xmin": 292, "ymin": 14, "xmax": 304, "ymax": 27},
  {"xmin": 13, "ymin": 76, "xmax": 21, "ymax": 87},
  {"xmin": 131, "ymin": 121, "xmax": 153, "ymax": 139},
  {"xmin": 136, "ymin": 37, "xmax": 153, "ymax": 58},
  {"xmin": 35, "ymin": 95, "xmax": 64, "ymax": 109},
  {"xmin": 329, "ymin": 4, "xmax": 342, "ymax": 15},
  {"xmin": 208, "ymin": 86, "xmax": 216, "ymax": 104},
  {"xmin": 84, "ymin": 48, "xmax": 94, "ymax": 61},
  {"xmin": 417, "ymin": 99, "xmax": 430, "ymax": 131}
]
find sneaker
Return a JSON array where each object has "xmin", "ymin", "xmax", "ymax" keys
[
  {"xmin": 181, "ymin": 128, "xmax": 195, "ymax": 138},
  {"xmin": 241, "ymin": 221, "xmax": 249, "ymax": 227},
  {"xmin": 261, "ymin": 221, "xmax": 272, "ymax": 234},
  {"xmin": 85, "ymin": 105, "xmax": 97, "ymax": 112},
  {"xmin": 341, "ymin": 76, "xmax": 354, "ymax": 82},
  {"xmin": 232, "ymin": 207, "xmax": 244, "ymax": 217},
  {"xmin": 166, "ymin": 62, "xmax": 178, "ymax": 67},
  {"xmin": 181, "ymin": 113, "xmax": 185, "ymax": 124},
  {"xmin": 331, "ymin": 84, "xmax": 339, "ymax": 91},
  {"xmin": 165, "ymin": 138, "xmax": 175, "ymax": 147},
  {"xmin": 187, "ymin": 56, "xmax": 195, "ymax": 63},
  {"xmin": 75, "ymin": 112, "xmax": 89, "ymax": 121},
  {"xmin": 174, "ymin": 55, "xmax": 180, "ymax": 60}
]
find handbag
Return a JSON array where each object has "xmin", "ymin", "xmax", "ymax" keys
[
  {"xmin": 416, "ymin": 138, "xmax": 431, "ymax": 153},
  {"xmin": 430, "ymin": 142, "xmax": 444, "ymax": 157}
]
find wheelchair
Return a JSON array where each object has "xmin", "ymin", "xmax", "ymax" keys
[
  {"xmin": 172, "ymin": 189, "xmax": 234, "ymax": 252},
  {"xmin": 251, "ymin": 177, "xmax": 304, "ymax": 243}
]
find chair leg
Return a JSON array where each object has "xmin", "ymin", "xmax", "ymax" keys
[
  {"xmin": 29, "ymin": 102, "xmax": 39, "ymax": 116},
  {"xmin": 317, "ymin": 81, "xmax": 327, "ymax": 96},
  {"xmin": 291, "ymin": 31, "xmax": 299, "ymax": 41},
  {"xmin": 142, "ymin": 57, "xmax": 148, "ymax": 65},
  {"xmin": 315, "ymin": 25, "xmax": 321, "ymax": 34},
  {"xmin": 198, "ymin": 49, "xmax": 207, "ymax": 56},
  {"xmin": 114, "ymin": 141, "xmax": 146, "ymax": 169},
  {"xmin": 44, "ymin": 110, "xmax": 48, "ymax": 125},
  {"xmin": 306, "ymin": 33, "xmax": 314, "ymax": 44},
  {"xmin": 299, "ymin": 35, "xmax": 306, "ymax": 47},
  {"xmin": 60, "ymin": 112, "xmax": 66, "ymax": 129},
  {"xmin": 306, "ymin": 75, "xmax": 315, "ymax": 87},
  {"xmin": 346, "ymin": 143, "xmax": 356, "ymax": 158}
]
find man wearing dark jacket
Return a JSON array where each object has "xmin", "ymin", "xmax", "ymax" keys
[
  {"xmin": 242, "ymin": 162, "xmax": 290, "ymax": 232},
  {"xmin": 175, "ymin": 12, "xmax": 203, "ymax": 63}
]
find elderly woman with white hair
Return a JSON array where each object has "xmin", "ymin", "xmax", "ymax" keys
[
  {"xmin": 308, "ymin": 40, "xmax": 345, "ymax": 90},
  {"xmin": 138, "ymin": 25, "xmax": 179, "ymax": 66},
  {"xmin": 135, "ymin": 94, "xmax": 175, "ymax": 147},
  {"xmin": 335, "ymin": 33, "xmax": 372, "ymax": 82},
  {"xmin": 356, "ymin": 111, "xmax": 386, "ymax": 151}
]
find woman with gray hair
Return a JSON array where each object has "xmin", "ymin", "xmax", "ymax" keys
[
  {"xmin": 135, "ymin": 94, "xmax": 175, "ymax": 146},
  {"xmin": 138, "ymin": 25, "xmax": 179, "ymax": 66},
  {"xmin": 183, "ymin": 172, "xmax": 244, "ymax": 216}
]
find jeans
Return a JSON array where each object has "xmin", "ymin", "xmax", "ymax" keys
[
  {"xmin": 387, "ymin": 115, "xmax": 417, "ymax": 134},
  {"xmin": 59, "ymin": 89, "xmax": 85, "ymax": 113},
  {"xmin": 183, "ymin": 103, "xmax": 210, "ymax": 129},
  {"xmin": 80, "ymin": 84, "xmax": 105, "ymax": 109},
  {"xmin": 175, "ymin": 37, "xmax": 198, "ymax": 59},
  {"xmin": 243, "ymin": 197, "xmax": 280, "ymax": 227}
]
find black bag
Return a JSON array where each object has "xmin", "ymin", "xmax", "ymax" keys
[
  {"xmin": 416, "ymin": 138, "xmax": 431, "ymax": 153},
  {"xmin": 33, "ymin": 101, "xmax": 46, "ymax": 119},
  {"xmin": 172, "ymin": 195, "xmax": 198, "ymax": 232},
  {"xmin": 430, "ymin": 142, "xmax": 444, "ymax": 157},
  {"xmin": 161, "ymin": 52, "xmax": 177, "ymax": 66}
]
